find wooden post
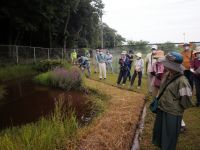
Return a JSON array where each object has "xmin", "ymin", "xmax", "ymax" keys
[
  {"xmin": 16, "ymin": 46, "xmax": 19, "ymax": 64},
  {"xmin": 33, "ymin": 47, "xmax": 36, "ymax": 63}
]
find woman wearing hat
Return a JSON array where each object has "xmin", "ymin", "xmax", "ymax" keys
[
  {"xmin": 152, "ymin": 52, "xmax": 193, "ymax": 150},
  {"xmin": 130, "ymin": 52, "xmax": 144, "ymax": 89},
  {"xmin": 190, "ymin": 46, "xmax": 200, "ymax": 106},
  {"xmin": 151, "ymin": 50, "xmax": 165, "ymax": 97},
  {"xmin": 117, "ymin": 51, "xmax": 130, "ymax": 86}
]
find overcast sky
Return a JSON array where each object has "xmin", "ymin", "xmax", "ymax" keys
[{"xmin": 102, "ymin": 0, "xmax": 200, "ymax": 43}]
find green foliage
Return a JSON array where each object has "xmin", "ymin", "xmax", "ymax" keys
[
  {"xmin": 34, "ymin": 67, "xmax": 82, "ymax": 91},
  {"xmin": 0, "ymin": 65, "xmax": 37, "ymax": 82},
  {"xmin": 0, "ymin": 96, "xmax": 78, "ymax": 150},
  {"xmin": 127, "ymin": 40, "xmax": 150, "ymax": 54},
  {"xmin": 159, "ymin": 42, "xmax": 177, "ymax": 53},
  {"xmin": 34, "ymin": 59, "xmax": 71, "ymax": 72}
]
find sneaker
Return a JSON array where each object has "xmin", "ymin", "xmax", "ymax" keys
[
  {"xmin": 100, "ymin": 78, "xmax": 102, "ymax": 80},
  {"xmin": 122, "ymin": 84, "xmax": 125, "ymax": 86},
  {"xmin": 103, "ymin": 78, "xmax": 106, "ymax": 80},
  {"xmin": 137, "ymin": 86, "xmax": 141, "ymax": 89}
]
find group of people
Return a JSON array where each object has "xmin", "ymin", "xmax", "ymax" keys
[{"xmin": 72, "ymin": 44, "xmax": 200, "ymax": 149}]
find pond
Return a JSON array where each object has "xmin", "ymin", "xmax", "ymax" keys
[{"xmin": 0, "ymin": 77, "xmax": 94, "ymax": 130}]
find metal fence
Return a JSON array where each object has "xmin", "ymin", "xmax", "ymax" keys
[{"xmin": 0, "ymin": 45, "xmax": 72, "ymax": 65}]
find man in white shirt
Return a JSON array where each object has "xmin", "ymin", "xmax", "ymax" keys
[{"xmin": 146, "ymin": 45, "xmax": 158, "ymax": 95}]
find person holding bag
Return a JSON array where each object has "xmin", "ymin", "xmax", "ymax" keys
[{"xmin": 151, "ymin": 52, "xmax": 193, "ymax": 150}]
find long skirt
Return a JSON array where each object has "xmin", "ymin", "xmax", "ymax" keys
[{"xmin": 152, "ymin": 109, "xmax": 182, "ymax": 150}]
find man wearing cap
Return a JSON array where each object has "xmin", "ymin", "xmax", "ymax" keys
[
  {"xmin": 152, "ymin": 52, "xmax": 193, "ymax": 150},
  {"xmin": 190, "ymin": 46, "xmax": 200, "ymax": 107},
  {"xmin": 181, "ymin": 43, "xmax": 194, "ymax": 89},
  {"xmin": 130, "ymin": 52, "xmax": 144, "ymax": 89},
  {"xmin": 117, "ymin": 51, "xmax": 130, "ymax": 86},
  {"xmin": 146, "ymin": 45, "xmax": 158, "ymax": 95},
  {"xmin": 97, "ymin": 49, "xmax": 107, "ymax": 80}
]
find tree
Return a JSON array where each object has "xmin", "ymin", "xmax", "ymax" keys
[{"xmin": 159, "ymin": 42, "xmax": 176, "ymax": 53}]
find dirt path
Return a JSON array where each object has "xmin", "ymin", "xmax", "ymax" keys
[{"xmin": 77, "ymin": 79, "xmax": 145, "ymax": 150}]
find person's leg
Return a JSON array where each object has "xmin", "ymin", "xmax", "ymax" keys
[
  {"xmin": 99, "ymin": 63, "xmax": 102, "ymax": 79},
  {"xmin": 117, "ymin": 70, "xmax": 123, "ymax": 84},
  {"xmin": 130, "ymin": 70, "xmax": 137, "ymax": 86},
  {"xmin": 138, "ymin": 71, "xmax": 142, "ymax": 87},
  {"xmin": 194, "ymin": 76, "xmax": 200, "ymax": 106},
  {"xmin": 103, "ymin": 63, "xmax": 107, "ymax": 79},
  {"xmin": 122, "ymin": 70, "xmax": 128, "ymax": 84}
]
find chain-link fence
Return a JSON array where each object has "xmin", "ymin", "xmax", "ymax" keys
[{"xmin": 0, "ymin": 45, "xmax": 73, "ymax": 65}]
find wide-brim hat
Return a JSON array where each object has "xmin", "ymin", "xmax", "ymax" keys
[
  {"xmin": 183, "ymin": 43, "xmax": 190, "ymax": 47},
  {"xmin": 193, "ymin": 46, "xmax": 200, "ymax": 54},
  {"xmin": 161, "ymin": 52, "xmax": 185, "ymax": 72},
  {"xmin": 153, "ymin": 50, "xmax": 164, "ymax": 58},
  {"xmin": 135, "ymin": 52, "xmax": 142, "ymax": 57},
  {"xmin": 121, "ymin": 51, "xmax": 127, "ymax": 55}
]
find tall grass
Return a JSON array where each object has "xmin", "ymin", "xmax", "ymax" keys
[
  {"xmin": 34, "ymin": 66, "xmax": 83, "ymax": 91},
  {"xmin": 0, "ymin": 96, "xmax": 78, "ymax": 150},
  {"xmin": 0, "ymin": 65, "xmax": 37, "ymax": 82}
]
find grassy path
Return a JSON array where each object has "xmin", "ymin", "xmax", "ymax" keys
[{"xmin": 77, "ymin": 79, "xmax": 145, "ymax": 150}]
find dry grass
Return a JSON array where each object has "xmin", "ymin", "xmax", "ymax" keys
[{"xmin": 75, "ymin": 79, "xmax": 145, "ymax": 150}]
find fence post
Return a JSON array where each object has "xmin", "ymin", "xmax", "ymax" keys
[
  {"xmin": 48, "ymin": 48, "xmax": 50, "ymax": 59},
  {"xmin": 16, "ymin": 46, "xmax": 19, "ymax": 64},
  {"xmin": 33, "ymin": 47, "xmax": 36, "ymax": 63}
]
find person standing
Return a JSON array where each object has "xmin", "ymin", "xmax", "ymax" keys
[
  {"xmin": 190, "ymin": 46, "xmax": 200, "ymax": 107},
  {"xmin": 130, "ymin": 52, "xmax": 144, "ymax": 89},
  {"xmin": 146, "ymin": 45, "xmax": 158, "ymax": 95},
  {"xmin": 127, "ymin": 50, "xmax": 134, "ymax": 81},
  {"xmin": 106, "ymin": 51, "xmax": 113, "ymax": 73},
  {"xmin": 181, "ymin": 43, "xmax": 194, "ymax": 89},
  {"xmin": 152, "ymin": 52, "xmax": 193, "ymax": 150},
  {"xmin": 71, "ymin": 49, "xmax": 77, "ymax": 65},
  {"xmin": 97, "ymin": 49, "xmax": 107, "ymax": 80},
  {"xmin": 151, "ymin": 50, "xmax": 165, "ymax": 97},
  {"xmin": 117, "ymin": 51, "xmax": 130, "ymax": 86},
  {"xmin": 94, "ymin": 49, "xmax": 99, "ymax": 73}
]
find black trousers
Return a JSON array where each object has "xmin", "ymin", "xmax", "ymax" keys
[
  {"xmin": 184, "ymin": 70, "xmax": 193, "ymax": 90},
  {"xmin": 117, "ymin": 70, "xmax": 128, "ymax": 84},
  {"xmin": 130, "ymin": 70, "xmax": 142, "ymax": 86}
]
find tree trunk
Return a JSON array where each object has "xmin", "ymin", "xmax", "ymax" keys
[{"xmin": 63, "ymin": 8, "xmax": 71, "ymax": 59}]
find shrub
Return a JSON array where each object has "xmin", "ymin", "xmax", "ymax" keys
[
  {"xmin": 34, "ymin": 59, "xmax": 70, "ymax": 72},
  {"xmin": 0, "ymin": 65, "xmax": 37, "ymax": 82},
  {"xmin": 34, "ymin": 66, "xmax": 82, "ymax": 91}
]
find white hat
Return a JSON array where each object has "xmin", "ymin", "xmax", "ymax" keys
[
  {"xmin": 136, "ymin": 52, "xmax": 142, "ymax": 57},
  {"xmin": 121, "ymin": 51, "xmax": 127, "ymax": 55},
  {"xmin": 151, "ymin": 45, "xmax": 158, "ymax": 50}
]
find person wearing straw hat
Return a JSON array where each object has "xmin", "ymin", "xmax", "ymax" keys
[
  {"xmin": 152, "ymin": 52, "xmax": 193, "ymax": 150},
  {"xmin": 190, "ymin": 46, "xmax": 200, "ymax": 107},
  {"xmin": 146, "ymin": 45, "xmax": 158, "ymax": 94},
  {"xmin": 117, "ymin": 51, "xmax": 130, "ymax": 86},
  {"xmin": 130, "ymin": 52, "xmax": 144, "ymax": 89},
  {"xmin": 151, "ymin": 50, "xmax": 165, "ymax": 97}
]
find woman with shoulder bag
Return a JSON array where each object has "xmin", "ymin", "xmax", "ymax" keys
[{"xmin": 152, "ymin": 52, "xmax": 193, "ymax": 150}]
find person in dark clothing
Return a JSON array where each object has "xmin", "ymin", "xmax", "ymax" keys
[
  {"xmin": 127, "ymin": 50, "xmax": 134, "ymax": 81},
  {"xmin": 117, "ymin": 51, "xmax": 130, "ymax": 86}
]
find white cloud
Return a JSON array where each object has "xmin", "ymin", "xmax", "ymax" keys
[{"xmin": 102, "ymin": 0, "xmax": 200, "ymax": 43}]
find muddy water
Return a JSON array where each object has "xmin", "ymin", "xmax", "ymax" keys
[{"xmin": 0, "ymin": 78, "xmax": 93, "ymax": 130}]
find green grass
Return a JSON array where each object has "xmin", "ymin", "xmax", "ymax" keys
[
  {"xmin": 0, "ymin": 96, "xmax": 78, "ymax": 150},
  {"xmin": 0, "ymin": 65, "xmax": 37, "ymax": 82}
]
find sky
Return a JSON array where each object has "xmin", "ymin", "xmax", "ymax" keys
[{"xmin": 102, "ymin": 0, "xmax": 200, "ymax": 43}]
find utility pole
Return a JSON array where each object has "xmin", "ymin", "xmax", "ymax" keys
[{"xmin": 100, "ymin": 13, "xmax": 103, "ymax": 49}]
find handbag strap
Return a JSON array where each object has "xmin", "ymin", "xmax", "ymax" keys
[{"xmin": 157, "ymin": 73, "xmax": 183, "ymax": 100}]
